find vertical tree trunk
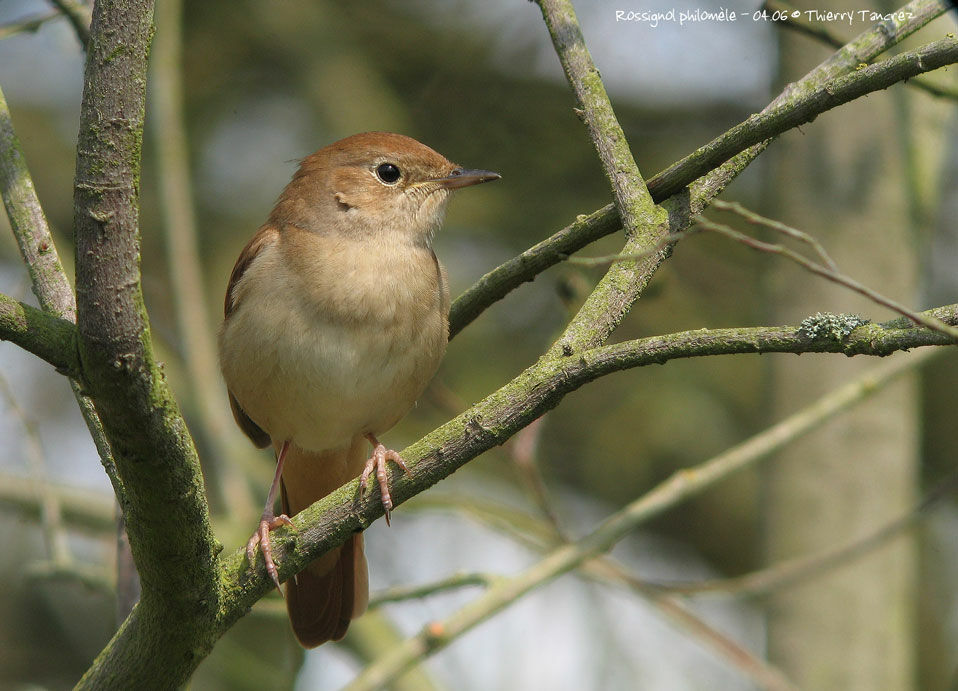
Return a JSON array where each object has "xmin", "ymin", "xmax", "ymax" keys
[{"xmin": 762, "ymin": 7, "xmax": 951, "ymax": 688}]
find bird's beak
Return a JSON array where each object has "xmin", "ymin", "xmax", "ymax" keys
[{"xmin": 430, "ymin": 168, "xmax": 501, "ymax": 190}]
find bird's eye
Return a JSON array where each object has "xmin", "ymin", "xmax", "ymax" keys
[{"xmin": 375, "ymin": 163, "xmax": 401, "ymax": 184}]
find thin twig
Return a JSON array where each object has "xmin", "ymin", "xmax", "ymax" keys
[
  {"xmin": 343, "ymin": 349, "xmax": 938, "ymax": 691},
  {"xmin": 0, "ymin": 373, "xmax": 71, "ymax": 565},
  {"xmin": 47, "ymin": 0, "xmax": 91, "ymax": 48},
  {"xmin": 569, "ymin": 201, "xmax": 957, "ymax": 340},
  {"xmin": 657, "ymin": 469, "xmax": 958, "ymax": 598},
  {"xmin": 508, "ymin": 416, "xmax": 567, "ymax": 538},
  {"xmin": 712, "ymin": 200, "xmax": 839, "ymax": 272},
  {"xmin": 369, "ymin": 572, "xmax": 500, "ymax": 609},
  {"xmin": 693, "ymin": 214, "xmax": 958, "ymax": 341},
  {"xmin": 586, "ymin": 559, "xmax": 797, "ymax": 691}
]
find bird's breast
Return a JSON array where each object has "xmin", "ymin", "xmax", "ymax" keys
[{"xmin": 219, "ymin": 230, "xmax": 449, "ymax": 451}]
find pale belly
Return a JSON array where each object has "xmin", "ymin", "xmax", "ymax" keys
[{"xmin": 219, "ymin": 236, "xmax": 448, "ymax": 452}]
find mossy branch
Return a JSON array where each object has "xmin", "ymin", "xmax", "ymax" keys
[
  {"xmin": 536, "ymin": 0, "xmax": 671, "ymax": 355},
  {"xmin": 0, "ymin": 292, "xmax": 80, "ymax": 376}
]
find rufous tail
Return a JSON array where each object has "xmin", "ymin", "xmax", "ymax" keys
[{"xmin": 279, "ymin": 435, "xmax": 369, "ymax": 647}]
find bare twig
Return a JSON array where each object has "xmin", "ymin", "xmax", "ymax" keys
[
  {"xmin": 508, "ymin": 416, "xmax": 567, "ymax": 538},
  {"xmin": 48, "ymin": 0, "xmax": 91, "ymax": 48},
  {"xmin": 596, "ymin": 561, "xmax": 798, "ymax": 691},
  {"xmin": 657, "ymin": 469, "xmax": 958, "ymax": 598},
  {"xmin": 569, "ymin": 201, "xmax": 958, "ymax": 340},
  {"xmin": 369, "ymin": 572, "xmax": 499, "ymax": 609},
  {"xmin": 693, "ymin": 214, "xmax": 958, "ymax": 341},
  {"xmin": 712, "ymin": 200, "xmax": 839, "ymax": 272}
]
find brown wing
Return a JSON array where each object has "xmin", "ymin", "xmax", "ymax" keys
[
  {"xmin": 228, "ymin": 390, "xmax": 271, "ymax": 448},
  {"xmin": 223, "ymin": 224, "xmax": 279, "ymax": 318},
  {"xmin": 223, "ymin": 224, "xmax": 279, "ymax": 445}
]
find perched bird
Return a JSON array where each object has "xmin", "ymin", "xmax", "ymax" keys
[{"xmin": 218, "ymin": 132, "xmax": 499, "ymax": 647}]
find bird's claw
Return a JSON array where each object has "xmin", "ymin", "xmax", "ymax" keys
[
  {"xmin": 360, "ymin": 437, "xmax": 409, "ymax": 525},
  {"xmin": 246, "ymin": 513, "xmax": 294, "ymax": 593}
]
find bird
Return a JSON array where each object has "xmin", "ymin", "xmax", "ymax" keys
[{"xmin": 218, "ymin": 131, "xmax": 500, "ymax": 647}]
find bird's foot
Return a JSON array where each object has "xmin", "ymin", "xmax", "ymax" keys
[
  {"xmin": 246, "ymin": 512, "xmax": 295, "ymax": 593},
  {"xmin": 360, "ymin": 433, "xmax": 409, "ymax": 525}
]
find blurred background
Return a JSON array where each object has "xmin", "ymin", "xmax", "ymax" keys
[{"xmin": 0, "ymin": 0, "xmax": 956, "ymax": 688}]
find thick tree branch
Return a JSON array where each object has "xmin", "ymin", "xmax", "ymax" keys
[
  {"xmin": 72, "ymin": 1, "xmax": 219, "ymax": 687},
  {"xmin": 0, "ymin": 292, "xmax": 80, "ymax": 375},
  {"xmin": 448, "ymin": 0, "xmax": 952, "ymax": 336}
]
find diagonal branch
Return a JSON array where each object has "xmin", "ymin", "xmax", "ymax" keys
[
  {"xmin": 448, "ymin": 0, "xmax": 953, "ymax": 337},
  {"xmin": 652, "ymin": 37, "xmax": 958, "ymax": 202},
  {"xmin": 763, "ymin": 0, "xmax": 958, "ymax": 100}
]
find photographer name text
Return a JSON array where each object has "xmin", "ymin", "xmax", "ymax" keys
[{"xmin": 615, "ymin": 8, "xmax": 915, "ymax": 27}]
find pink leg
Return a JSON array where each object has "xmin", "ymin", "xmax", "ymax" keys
[
  {"xmin": 246, "ymin": 439, "xmax": 295, "ymax": 592},
  {"xmin": 360, "ymin": 433, "xmax": 409, "ymax": 526}
]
